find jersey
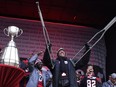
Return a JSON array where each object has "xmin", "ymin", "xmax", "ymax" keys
[
  {"xmin": 37, "ymin": 71, "xmax": 43, "ymax": 87},
  {"xmin": 80, "ymin": 76, "xmax": 102, "ymax": 87}
]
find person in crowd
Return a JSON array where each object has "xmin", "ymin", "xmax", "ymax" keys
[
  {"xmin": 102, "ymin": 73, "xmax": 116, "ymax": 87},
  {"xmin": 19, "ymin": 58, "xmax": 29, "ymax": 87},
  {"xmin": 26, "ymin": 51, "xmax": 53, "ymax": 87},
  {"xmin": 20, "ymin": 58, "xmax": 29, "ymax": 72},
  {"xmin": 79, "ymin": 65, "xmax": 102, "ymax": 87},
  {"xmin": 43, "ymin": 43, "xmax": 91, "ymax": 87},
  {"xmin": 75, "ymin": 69, "xmax": 85, "ymax": 86}
]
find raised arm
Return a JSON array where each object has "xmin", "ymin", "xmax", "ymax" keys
[
  {"xmin": 43, "ymin": 44, "xmax": 54, "ymax": 70},
  {"xmin": 74, "ymin": 44, "xmax": 91, "ymax": 69},
  {"xmin": 28, "ymin": 51, "xmax": 43, "ymax": 64},
  {"xmin": 28, "ymin": 51, "xmax": 43, "ymax": 72}
]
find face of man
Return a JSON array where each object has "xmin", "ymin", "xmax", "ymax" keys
[
  {"xmin": 87, "ymin": 65, "xmax": 94, "ymax": 73},
  {"xmin": 87, "ymin": 71, "xmax": 94, "ymax": 78},
  {"xmin": 36, "ymin": 62, "xmax": 43, "ymax": 70},
  {"xmin": 111, "ymin": 78, "xmax": 116, "ymax": 84},
  {"xmin": 58, "ymin": 50, "xmax": 66, "ymax": 57}
]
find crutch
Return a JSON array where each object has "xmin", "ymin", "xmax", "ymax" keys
[
  {"xmin": 36, "ymin": 1, "xmax": 54, "ymax": 67},
  {"xmin": 72, "ymin": 16, "xmax": 116, "ymax": 65}
]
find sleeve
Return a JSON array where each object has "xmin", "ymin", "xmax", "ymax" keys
[
  {"xmin": 43, "ymin": 47, "xmax": 54, "ymax": 70},
  {"xmin": 28, "ymin": 54, "xmax": 38, "ymax": 64},
  {"xmin": 28, "ymin": 54, "xmax": 38, "ymax": 72},
  {"xmin": 74, "ymin": 44, "xmax": 91, "ymax": 69}
]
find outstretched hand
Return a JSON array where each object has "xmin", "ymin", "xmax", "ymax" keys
[
  {"xmin": 37, "ymin": 51, "xmax": 43, "ymax": 56},
  {"xmin": 47, "ymin": 43, "xmax": 52, "ymax": 53}
]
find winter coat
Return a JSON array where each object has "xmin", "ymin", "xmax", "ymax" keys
[
  {"xmin": 102, "ymin": 80, "xmax": 116, "ymax": 87},
  {"xmin": 26, "ymin": 54, "xmax": 53, "ymax": 87}
]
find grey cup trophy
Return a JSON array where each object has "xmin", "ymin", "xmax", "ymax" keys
[{"xmin": 0, "ymin": 26, "xmax": 23, "ymax": 67}]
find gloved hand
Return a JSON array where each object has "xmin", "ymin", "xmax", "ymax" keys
[
  {"xmin": 85, "ymin": 43, "xmax": 90, "ymax": 50},
  {"xmin": 48, "ymin": 43, "xmax": 52, "ymax": 53}
]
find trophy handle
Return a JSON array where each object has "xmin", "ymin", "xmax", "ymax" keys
[
  {"xmin": 3, "ymin": 28, "xmax": 9, "ymax": 36},
  {"xmin": 16, "ymin": 29, "xmax": 23, "ymax": 37}
]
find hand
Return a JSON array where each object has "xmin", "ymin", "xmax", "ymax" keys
[
  {"xmin": 85, "ymin": 43, "xmax": 90, "ymax": 50},
  {"xmin": 48, "ymin": 43, "xmax": 52, "ymax": 53},
  {"xmin": 37, "ymin": 51, "xmax": 43, "ymax": 56}
]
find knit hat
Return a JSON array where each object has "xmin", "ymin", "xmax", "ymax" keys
[
  {"xmin": 57, "ymin": 48, "xmax": 64, "ymax": 53},
  {"xmin": 111, "ymin": 73, "xmax": 116, "ymax": 79},
  {"xmin": 57, "ymin": 48, "xmax": 64, "ymax": 56}
]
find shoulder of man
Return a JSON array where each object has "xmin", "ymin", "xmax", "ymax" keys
[{"xmin": 102, "ymin": 81, "xmax": 111, "ymax": 86}]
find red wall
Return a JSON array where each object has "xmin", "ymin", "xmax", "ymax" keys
[{"xmin": 0, "ymin": 16, "xmax": 106, "ymax": 73}]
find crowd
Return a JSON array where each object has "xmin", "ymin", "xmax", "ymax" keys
[{"xmin": 19, "ymin": 44, "xmax": 116, "ymax": 87}]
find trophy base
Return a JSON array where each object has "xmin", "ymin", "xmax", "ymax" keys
[{"xmin": 0, "ymin": 59, "xmax": 19, "ymax": 67}]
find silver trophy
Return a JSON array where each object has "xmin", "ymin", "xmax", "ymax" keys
[{"xmin": 0, "ymin": 26, "xmax": 23, "ymax": 67}]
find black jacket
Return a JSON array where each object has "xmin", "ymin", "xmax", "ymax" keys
[{"xmin": 43, "ymin": 45, "xmax": 91, "ymax": 87}]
